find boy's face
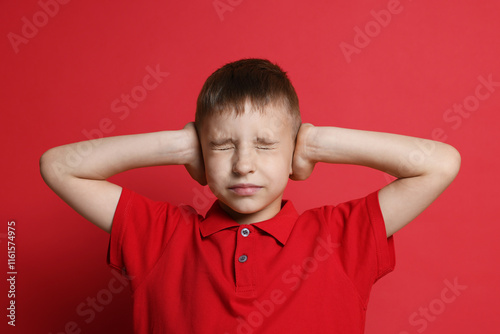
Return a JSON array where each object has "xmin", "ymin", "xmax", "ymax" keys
[{"xmin": 199, "ymin": 101, "xmax": 295, "ymax": 224}]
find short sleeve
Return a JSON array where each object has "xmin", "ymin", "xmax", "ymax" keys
[
  {"xmin": 323, "ymin": 190, "xmax": 395, "ymax": 304},
  {"xmin": 106, "ymin": 187, "xmax": 189, "ymax": 290}
]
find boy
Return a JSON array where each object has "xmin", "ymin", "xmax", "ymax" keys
[{"xmin": 40, "ymin": 59, "xmax": 461, "ymax": 333}]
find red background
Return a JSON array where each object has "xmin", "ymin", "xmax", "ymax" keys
[{"xmin": 1, "ymin": 0, "xmax": 499, "ymax": 333}]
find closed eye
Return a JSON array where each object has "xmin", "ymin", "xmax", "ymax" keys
[
  {"xmin": 256, "ymin": 145, "xmax": 275, "ymax": 150},
  {"xmin": 209, "ymin": 139, "xmax": 235, "ymax": 151},
  {"xmin": 212, "ymin": 145, "xmax": 234, "ymax": 151},
  {"xmin": 256, "ymin": 141, "xmax": 278, "ymax": 150}
]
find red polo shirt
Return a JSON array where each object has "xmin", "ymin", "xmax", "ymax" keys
[{"xmin": 107, "ymin": 187, "xmax": 395, "ymax": 333}]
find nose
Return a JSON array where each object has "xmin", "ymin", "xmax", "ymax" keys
[{"xmin": 232, "ymin": 147, "xmax": 256, "ymax": 175}]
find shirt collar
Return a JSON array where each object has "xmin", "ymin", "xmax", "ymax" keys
[{"xmin": 199, "ymin": 200, "xmax": 299, "ymax": 246}]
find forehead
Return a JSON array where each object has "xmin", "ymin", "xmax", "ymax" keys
[{"xmin": 200, "ymin": 102, "xmax": 293, "ymax": 140}]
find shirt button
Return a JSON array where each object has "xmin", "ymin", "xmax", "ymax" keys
[
  {"xmin": 241, "ymin": 228, "xmax": 250, "ymax": 237},
  {"xmin": 238, "ymin": 255, "xmax": 248, "ymax": 263}
]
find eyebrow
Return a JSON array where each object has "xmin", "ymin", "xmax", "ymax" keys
[
  {"xmin": 255, "ymin": 137, "xmax": 279, "ymax": 144},
  {"xmin": 209, "ymin": 138, "xmax": 235, "ymax": 147}
]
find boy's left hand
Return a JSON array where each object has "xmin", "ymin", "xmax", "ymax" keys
[
  {"xmin": 290, "ymin": 123, "xmax": 317, "ymax": 181},
  {"xmin": 182, "ymin": 122, "xmax": 207, "ymax": 186}
]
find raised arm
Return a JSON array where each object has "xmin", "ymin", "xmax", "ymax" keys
[
  {"xmin": 40, "ymin": 123, "xmax": 205, "ymax": 233},
  {"xmin": 290, "ymin": 124, "xmax": 461, "ymax": 237}
]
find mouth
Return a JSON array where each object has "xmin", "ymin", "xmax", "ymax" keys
[{"xmin": 228, "ymin": 183, "xmax": 263, "ymax": 196}]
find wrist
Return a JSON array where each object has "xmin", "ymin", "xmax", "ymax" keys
[
  {"xmin": 179, "ymin": 122, "xmax": 207, "ymax": 185},
  {"xmin": 157, "ymin": 129, "xmax": 196, "ymax": 165},
  {"xmin": 305, "ymin": 126, "xmax": 345, "ymax": 164},
  {"xmin": 290, "ymin": 123, "xmax": 318, "ymax": 181},
  {"xmin": 177, "ymin": 123, "xmax": 204, "ymax": 166},
  {"xmin": 297, "ymin": 123, "xmax": 320, "ymax": 163}
]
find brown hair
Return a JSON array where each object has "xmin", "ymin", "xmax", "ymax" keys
[{"xmin": 195, "ymin": 58, "xmax": 301, "ymax": 138}]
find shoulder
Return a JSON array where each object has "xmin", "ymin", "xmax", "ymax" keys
[
  {"xmin": 114, "ymin": 187, "xmax": 203, "ymax": 227},
  {"xmin": 300, "ymin": 191, "xmax": 379, "ymax": 221},
  {"xmin": 294, "ymin": 190, "xmax": 382, "ymax": 239}
]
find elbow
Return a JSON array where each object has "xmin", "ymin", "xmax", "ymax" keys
[
  {"xmin": 437, "ymin": 144, "xmax": 461, "ymax": 180},
  {"xmin": 39, "ymin": 147, "xmax": 66, "ymax": 186},
  {"xmin": 39, "ymin": 149, "xmax": 54, "ymax": 184}
]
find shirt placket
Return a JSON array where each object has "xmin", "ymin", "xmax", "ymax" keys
[{"xmin": 234, "ymin": 225, "xmax": 255, "ymax": 294}]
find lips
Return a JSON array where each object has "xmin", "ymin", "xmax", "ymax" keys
[{"xmin": 229, "ymin": 183, "xmax": 263, "ymax": 196}]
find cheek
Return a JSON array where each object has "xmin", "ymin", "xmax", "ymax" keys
[
  {"xmin": 204, "ymin": 155, "xmax": 227, "ymax": 181},
  {"xmin": 263, "ymin": 153, "xmax": 293, "ymax": 176}
]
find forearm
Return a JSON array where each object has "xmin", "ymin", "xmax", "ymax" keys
[
  {"xmin": 291, "ymin": 124, "xmax": 460, "ymax": 237},
  {"xmin": 40, "ymin": 130, "xmax": 192, "ymax": 182},
  {"xmin": 39, "ymin": 126, "xmax": 202, "ymax": 232},
  {"xmin": 304, "ymin": 126, "xmax": 460, "ymax": 178}
]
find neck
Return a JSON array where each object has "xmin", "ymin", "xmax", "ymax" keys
[{"xmin": 218, "ymin": 197, "xmax": 283, "ymax": 224}]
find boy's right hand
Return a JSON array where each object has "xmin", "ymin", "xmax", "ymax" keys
[{"xmin": 182, "ymin": 122, "xmax": 207, "ymax": 186}]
